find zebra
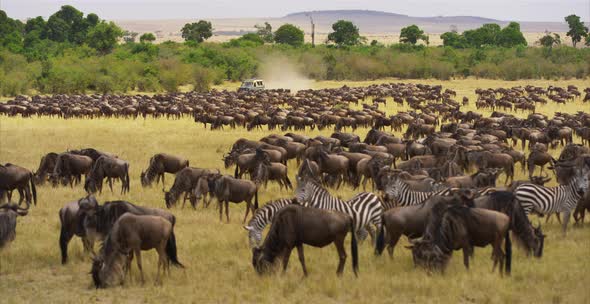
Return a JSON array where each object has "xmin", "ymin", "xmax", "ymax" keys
[
  {"xmin": 514, "ymin": 168, "xmax": 590, "ymax": 234},
  {"xmin": 295, "ymin": 178, "xmax": 383, "ymax": 247},
  {"xmin": 243, "ymin": 198, "xmax": 295, "ymax": 248},
  {"xmin": 383, "ymin": 177, "xmax": 498, "ymax": 209}
]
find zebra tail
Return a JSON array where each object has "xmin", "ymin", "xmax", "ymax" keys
[
  {"xmin": 350, "ymin": 219, "xmax": 359, "ymax": 277},
  {"xmin": 505, "ymin": 229, "xmax": 512, "ymax": 275},
  {"xmin": 285, "ymin": 174, "xmax": 293, "ymax": 190}
]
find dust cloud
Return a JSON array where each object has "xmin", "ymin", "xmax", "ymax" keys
[{"xmin": 258, "ymin": 56, "xmax": 313, "ymax": 92}]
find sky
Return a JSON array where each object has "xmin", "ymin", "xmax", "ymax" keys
[{"xmin": 1, "ymin": 0, "xmax": 589, "ymax": 22}]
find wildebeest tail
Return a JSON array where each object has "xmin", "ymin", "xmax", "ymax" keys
[
  {"xmin": 234, "ymin": 165, "xmax": 239, "ymax": 178},
  {"xmin": 285, "ymin": 174, "xmax": 293, "ymax": 190},
  {"xmin": 375, "ymin": 218, "xmax": 385, "ymax": 256},
  {"xmin": 166, "ymin": 231, "xmax": 184, "ymax": 268},
  {"xmin": 59, "ymin": 219, "xmax": 69, "ymax": 264},
  {"xmin": 505, "ymin": 229, "xmax": 512, "ymax": 275},
  {"xmin": 350, "ymin": 219, "xmax": 359, "ymax": 277},
  {"xmin": 254, "ymin": 190, "xmax": 259, "ymax": 210},
  {"xmin": 124, "ymin": 163, "xmax": 130, "ymax": 193},
  {"xmin": 29, "ymin": 172, "xmax": 37, "ymax": 206}
]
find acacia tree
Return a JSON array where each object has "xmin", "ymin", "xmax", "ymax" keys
[
  {"xmin": 564, "ymin": 14, "xmax": 588, "ymax": 47},
  {"xmin": 273, "ymin": 24, "xmax": 304, "ymax": 46},
  {"xmin": 181, "ymin": 20, "xmax": 213, "ymax": 43},
  {"xmin": 399, "ymin": 25, "xmax": 428, "ymax": 45},
  {"xmin": 327, "ymin": 20, "xmax": 363, "ymax": 46},
  {"xmin": 255, "ymin": 22, "xmax": 273, "ymax": 43},
  {"xmin": 140, "ymin": 32, "xmax": 156, "ymax": 43}
]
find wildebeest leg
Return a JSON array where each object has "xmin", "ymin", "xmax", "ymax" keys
[
  {"xmin": 126, "ymin": 251, "xmax": 134, "ymax": 283},
  {"xmin": 296, "ymin": 244, "xmax": 308, "ymax": 277},
  {"xmin": 243, "ymin": 201, "xmax": 252, "ymax": 224},
  {"xmin": 59, "ymin": 227, "xmax": 74, "ymax": 264},
  {"xmin": 282, "ymin": 248, "xmax": 292, "ymax": 273},
  {"xmin": 388, "ymin": 232, "xmax": 403, "ymax": 258},
  {"xmin": 225, "ymin": 201, "xmax": 230, "ymax": 223},
  {"xmin": 135, "ymin": 249, "xmax": 145, "ymax": 284},
  {"xmin": 335, "ymin": 240, "xmax": 347, "ymax": 276},
  {"xmin": 462, "ymin": 246, "xmax": 471, "ymax": 269}
]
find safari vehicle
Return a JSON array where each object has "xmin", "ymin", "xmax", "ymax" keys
[{"xmin": 238, "ymin": 79, "xmax": 265, "ymax": 91}]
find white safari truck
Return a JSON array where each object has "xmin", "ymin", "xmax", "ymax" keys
[{"xmin": 238, "ymin": 79, "xmax": 265, "ymax": 92}]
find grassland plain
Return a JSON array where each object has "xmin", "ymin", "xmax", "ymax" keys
[{"xmin": 0, "ymin": 79, "xmax": 589, "ymax": 304}]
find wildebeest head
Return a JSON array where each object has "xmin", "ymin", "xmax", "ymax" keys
[
  {"xmin": 140, "ymin": 171, "xmax": 149, "ymax": 187},
  {"xmin": 530, "ymin": 173, "xmax": 551, "ymax": 186},
  {"xmin": 90, "ymin": 257, "xmax": 106, "ymax": 288},
  {"xmin": 252, "ymin": 247, "xmax": 273, "ymax": 275},
  {"xmin": 407, "ymin": 239, "xmax": 450, "ymax": 272},
  {"xmin": 0, "ymin": 202, "xmax": 29, "ymax": 217}
]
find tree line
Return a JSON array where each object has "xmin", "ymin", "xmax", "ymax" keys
[{"xmin": 0, "ymin": 6, "xmax": 589, "ymax": 97}]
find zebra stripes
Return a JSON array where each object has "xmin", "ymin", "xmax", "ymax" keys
[
  {"xmin": 295, "ymin": 180, "xmax": 383, "ymax": 239},
  {"xmin": 514, "ymin": 181, "xmax": 583, "ymax": 216},
  {"xmin": 384, "ymin": 178, "xmax": 498, "ymax": 209},
  {"xmin": 384, "ymin": 178, "xmax": 451, "ymax": 208},
  {"xmin": 244, "ymin": 198, "xmax": 294, "ymax": 247}
]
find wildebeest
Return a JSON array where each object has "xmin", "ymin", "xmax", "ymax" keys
[
  {"xmin": 33, "ymin": 152, "xmax": 59, "ymax": 185},
  {"xmin": 164, "ymin": 167, "xmax": 218, "ymax": 208},
  {"xmin": 141, "ymin": 153, "xmax": 189, "ymax": 188},
  {"xmin": 0, "ymin": 203, "xmax": 29, "ymax": 271},
  {"xmin": 91, "ymin": 213, "xmax": 182, "ymax": 288},
  {"xmin": 473, "ymin": 191, "xmax": 544, "ymax": 257},
  {"xmin": 409, "ymin": 202, "xmax": 512, "ymax": 276},
  {"xmin": 0, "ymin": 163, "xmax": 37, "ymax": 206},
  {"xmin": 52, "ymin": 153, "xmax": 93, "ymax": 187},
  {"xmin": 59, "ymin": 197, "xmax": 98, "ymax": 264},
  {"xmin": 85, "ymin": 156, "xmax": 130, "ymax": 194},
  {"xmin": 206, "ymin": 174, "xmax": 259, "ymax": 223},
  {"xmin": 252, "ymin": 204, "xmax": 358, "ymax": 277}
]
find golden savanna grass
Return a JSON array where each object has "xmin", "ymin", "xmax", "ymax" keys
[{"xmin": 0, "ymin": 79, "xmax": 589, "ymax": 303}]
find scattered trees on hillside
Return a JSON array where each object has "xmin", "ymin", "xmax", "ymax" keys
[
  {"xmin": 274, "ymin": 24, "xmax": 304, "ymax": 46},
  {"xmin": 564, "ymin": 14, "xmax": 588, "ymax": 47},
  {"xmin": 181, "ymin": 20, "xmax": 213, "ymax": 43},
  {"xmin": 327, "ymin": 20, "xmax": 364, "ymax": 46},
  {"xmin": 400, "ymin": 25, "xmax": 429, "ymax": 45}
]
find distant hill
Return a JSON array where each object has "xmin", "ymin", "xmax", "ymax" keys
[
  {"xmin": 281, "ymin": 10, "xmax": 564, "ymax": 33},
  {"xmin": 115, "ymin": 9, "xmax": 569, "ymax": 45}
]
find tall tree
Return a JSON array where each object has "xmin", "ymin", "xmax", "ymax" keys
[
  {"xmin": 327, "ymin": 20, "xmax": 363, "ymax": 46},
  {"xmin": 399, "ymin": 25, "xmax": 428, "ymax": 45},
  {"xmin": 254, "ymin": 22, "xmax": 273, "ymax": 43},
  {"xmin": 181, "ymin": 20, "xmax": 213, "ymax": 43},
  {"xmin": 273, "ymin": 24, "xmax": 304, "ymax": 46},
  {"xmin": 86, "ymin": 21, "xmax": 123, "ymax": 54},
  {"xmin": 564, "ymin": 14, "xmax": 588, "ymax": 47}
]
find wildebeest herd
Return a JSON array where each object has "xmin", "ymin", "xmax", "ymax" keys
[{"xmin": 1, "ymin": 83, "xmax": 590, "ymax": 288}]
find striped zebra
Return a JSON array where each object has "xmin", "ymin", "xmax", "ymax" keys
[
  {"xmin": 514, "ymin": 169, "xmax": 589, "ymax": 233},
  {"xmin": 295, "ymin": 178, "xmax": 383, "ymax": 245},
  {"xmin": 243, "ymin": 198, "xmax": 294, "ymax": 248},
  {"xmin": 383, "ymin": 178, "xmax": 498, "ymax": 209}
]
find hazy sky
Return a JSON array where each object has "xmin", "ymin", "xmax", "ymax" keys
[{"xmin": 2, "ymin": 0, "xmax": 589, "ymax": 22}]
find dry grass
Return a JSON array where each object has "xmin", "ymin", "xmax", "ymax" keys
[{"xmin": 0, "ymin": 79, "xmax": 589, "ymax": 303}]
